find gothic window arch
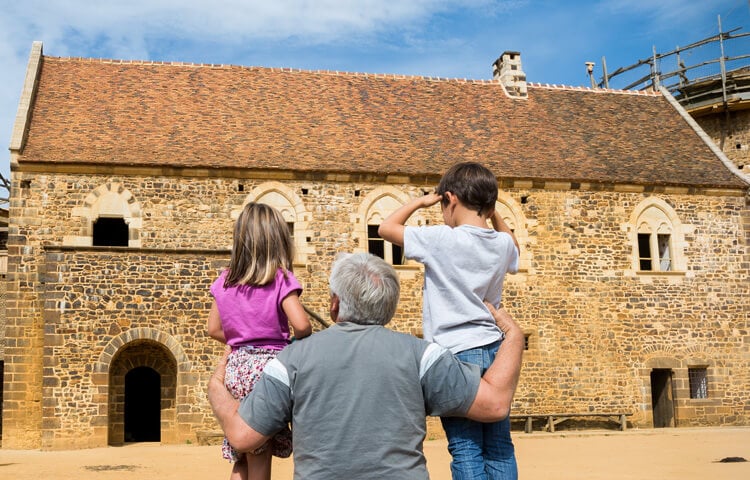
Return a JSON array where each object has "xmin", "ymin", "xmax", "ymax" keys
[
  {"xmin": 495, "ymin": 192, "xmax": 532, "ymax": 273},
  {"xmin": 64, "ymin": 182, "xmax": 142, "ymax": 247},
  {"xmin": 629, "ymin": 197, "xmax": 687, "ymax": 273},
  {"xmin": 354, "ymin": 187, "xmax": 417, "ymax": 266},
  {"xmin": 236, "ymin": 182, "xmax": 313, "ymax": 265}
]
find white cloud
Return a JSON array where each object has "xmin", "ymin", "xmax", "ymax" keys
[{"xmin": 0, "ymin": 0, "xmax": 520, "ymax": 180}]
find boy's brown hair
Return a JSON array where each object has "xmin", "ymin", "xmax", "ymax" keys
[{"xmin": 436, "ymin": 162, "xmax": 498, "ymax": 216}]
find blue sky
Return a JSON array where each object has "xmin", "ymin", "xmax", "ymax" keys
[{"xmin": 2, "ymin": 1, "xmax": 749, "ymax": 187}]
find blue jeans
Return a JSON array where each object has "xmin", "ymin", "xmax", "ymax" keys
[{"xmin": 440, "ymin": 340, "xmax": 518, "ymax": 480}]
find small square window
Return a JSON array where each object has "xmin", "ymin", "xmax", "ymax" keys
[{"xmin": 688, "ymin": 367, "xmax": 708, "ymax": 399}]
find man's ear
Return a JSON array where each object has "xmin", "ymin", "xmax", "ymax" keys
[{"xmin": 329, "ymin": 294, "xmax": 340, "ymax": 323}]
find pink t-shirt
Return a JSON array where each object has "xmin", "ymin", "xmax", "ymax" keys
[{"xmin": 210, "ymin": 268, "xmax": 302, "ymax": 350}]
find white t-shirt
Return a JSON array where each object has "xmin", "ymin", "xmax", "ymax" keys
[{"xmin": 404, "ymin": 224, "xmax": 519, "ymax": 353}]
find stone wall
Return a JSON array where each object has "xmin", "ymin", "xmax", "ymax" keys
[
  {"xmin": 694, "ymin": 109, "xmax": 750, "ymax": 176},
  {"xmin": 2, "ymin": 169, "xmax": 748, "ymax": 448}
]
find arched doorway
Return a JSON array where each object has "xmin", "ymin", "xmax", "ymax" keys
[
  {"xmin": 108, "ymin": 340, "xmax": 176, "ymax": 445},
  {"xmin": 124, "ymin": 366, "xmax": 161, "ymax": 442}
]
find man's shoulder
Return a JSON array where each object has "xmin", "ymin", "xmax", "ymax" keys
[{"xmin": 280, "ymin": 324, "xmax": 434, "ymax": 360}]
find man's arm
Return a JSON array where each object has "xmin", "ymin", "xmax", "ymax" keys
[
  {"xmin": 207, "ymin": 347, "xmax": 271, "ymax": 452},
  {"xmin": 378, "ymin": 192, "xmax": 441, "ymax": 246},
  {"xmin": 465, "ymin": 304, "xmax": 524, "ymax": 422}
]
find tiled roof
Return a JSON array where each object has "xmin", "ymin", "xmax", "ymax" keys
[{"xmin": 16, "ymin": 55, "xmax": 748, "ymax": 189}]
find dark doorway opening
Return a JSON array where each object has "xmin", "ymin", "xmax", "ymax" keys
[
  {"xmin": 93, "ymin": 217, "xmax": 128, "ymax": 247},
  {"xmin": 124, "ymin": 366, "xmax": 161, "ymax": 442},
  {"xmin": 650, "ymin": 369, "xmax": 675, "ymax": 428}
]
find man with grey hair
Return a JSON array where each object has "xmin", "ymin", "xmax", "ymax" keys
[{"xmin": 208, "ymin": 252, "xmax": 523, "ymax": 479}]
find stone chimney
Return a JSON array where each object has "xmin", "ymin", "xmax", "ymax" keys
[{"xmin": 492, "ymin": 51, "xmax": 527, "ymax": 98}]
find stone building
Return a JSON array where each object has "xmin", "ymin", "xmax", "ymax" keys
[{"xmin": 2, "ymin": 43, "xmax": 749, "ymax": 450}]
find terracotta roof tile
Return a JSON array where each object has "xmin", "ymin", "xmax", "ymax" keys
[{"xmin": 17, "ymin": 56, "xmax": 747, "ymax": 189}]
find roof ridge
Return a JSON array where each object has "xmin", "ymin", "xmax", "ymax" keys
[
  {"xmin": 45, "ymin": 56, "xmax": 665, "ymax": 94},
  {"xmin": 43, "ymin": 55, "xmax": 505, "ymax": 84},
  {"xmin": 527, "ymin": 82, "xmax": 661, "ymax": 96}
]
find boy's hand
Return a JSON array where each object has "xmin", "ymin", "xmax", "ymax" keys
[
  {"xmin": 379, "ymin": 192, "xmax": 442, "ymax": 246},
  {"xmin": 418, "ymin": 192, "xmax": 442, "ymax": 209}
]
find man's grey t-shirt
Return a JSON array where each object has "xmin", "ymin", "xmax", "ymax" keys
[{"xmin": 239, "ymin": 322, "xmax": 481, "ymax": 479}]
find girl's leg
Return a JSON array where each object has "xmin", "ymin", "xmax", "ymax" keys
[
  {"xmin": 245, "ymin": 449, "xmax": 272, "ymax": 480},
  {"xmin": 229, "ymin": 455, "xmax": 248, "ymax": 480}
]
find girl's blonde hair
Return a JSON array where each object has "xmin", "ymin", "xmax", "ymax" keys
[{"xmin": 225, "ymin": 202, "xmax": 294, "ymax": 287}]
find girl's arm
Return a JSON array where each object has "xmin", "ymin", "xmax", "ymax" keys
[
  {"xmin": 207, "ymin": 301, "xmax": 227, "ymax": 343},
  {"xmin": 282, "ymin": 291, "xmax": 312, "ymax": 339}
]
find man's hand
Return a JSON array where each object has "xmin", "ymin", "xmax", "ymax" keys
[
  {"xmin": 485, "ymin": 302, "xmax": 521, "ymax": 339},
  {"xmin": 465, "ymin": 304, "xmax": 524, "ymax": 423},
  {"xmin": 207, "ymin": 346, "xmax": 270, "ymax": 453},
  {"xmin": 209, "ymin": 345, "xmax": 231, "ymax": 390}
]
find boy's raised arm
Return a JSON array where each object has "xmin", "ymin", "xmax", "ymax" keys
[
  {"xmin": 490, "ymin": 210, "xmax": 520, "ymax": 254},
  {"xmin": 378, "ymin": 193, "xmax": 441, "ymax": 247}
]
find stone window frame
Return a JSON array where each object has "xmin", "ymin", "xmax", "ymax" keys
[
  {"xmin": 628, "ymin": 197, "xmax": 687, "ymax": 274},
  {"xmin": 234, "ymin": 181, "xmax": 313, "ymax": 266},
  {"xmin": 495, "ymin": 191, "xmax": 532, "ymax": 273},
  {"xmin": 64, "ymin": 182, "xmax": 142, "ymax": 248},
  {"xmin": 687, "ymin": 366, "xmax": 709, "ymax": 399},
  {"xmin": 353, "ymin": 187, "xmax": 421, "ymax": 268}
]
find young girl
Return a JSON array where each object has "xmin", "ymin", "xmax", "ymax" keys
[{"xmin": 207, "ymin": 202, "xmax": 312, "ymax": 480}]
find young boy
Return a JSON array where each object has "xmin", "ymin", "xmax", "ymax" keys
[{"xmin": 378, "ymin": 161, "xmax": 520, "ymax": 480}]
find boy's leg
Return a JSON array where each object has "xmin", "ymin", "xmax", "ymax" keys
[
  {"xmin": 245, "ymin": 449, "xmax": 272, "ymax": 480},
  {"xmin": 441, "ymin": 345, "xmax": 487, "ymax": 480},
  {"xmin": 482, "ymin": 416, "xmax": 518, "ymax": 480},
  {"xmin": 482, "ymin": 341, "xmax": 518, "ymax": 480},
  {"xmin": 441, "ymin": 415, "xmax": 487, "ymax": 480}
]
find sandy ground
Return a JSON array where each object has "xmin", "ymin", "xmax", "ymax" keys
[{"xmin": 1, "ymin": 427, "xmax": 748, "ymax": 479}]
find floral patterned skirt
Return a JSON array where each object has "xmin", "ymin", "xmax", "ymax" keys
[{"xmin": 222, "ymin": 345, "xmax": 293, "ymax": 462}]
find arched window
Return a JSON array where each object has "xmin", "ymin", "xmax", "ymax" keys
[
  {"xmin": 239, "ymin": 182, "xmax": 313, "ymax": 265},
  {"xmin": 65, "ymin": 182, "xmax": 142, "ymax": 248},
  {"xmin": 630, "ymin": 198, "xmax": 687, "ymax": 273},
  {"xmin": 495, "ymin": 193, "xmax": 532, "ymax": 272},
  {"xmin": 93, "ymin": 217, "xmax": 129, "ymax": 247},
  {"xmin": 356, "ymin": 188, "xmax": 415, "ymax": 266}
]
